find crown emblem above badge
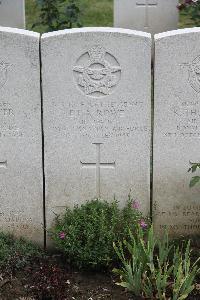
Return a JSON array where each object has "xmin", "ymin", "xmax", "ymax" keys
[
  {"xmin": 88, "ymin": 46, "xmax": 106, "ymax": 64},
  {"xmin": 181, "ymin": 55, "xmax": 200, "ymax": 93}
]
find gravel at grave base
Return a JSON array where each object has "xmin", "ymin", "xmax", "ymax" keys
[{"xmin": 0, "ymin": 255, "xmax": 139, "ymax": 300}]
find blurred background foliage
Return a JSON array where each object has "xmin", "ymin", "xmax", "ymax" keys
[{"xmin": 25, "ymin": 0, "xmax": 197, "ymax": 33}]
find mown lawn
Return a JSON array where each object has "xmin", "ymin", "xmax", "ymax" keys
[{"xmin": 25, "ymin": 0, "xmax": 197, "ymax": 33}]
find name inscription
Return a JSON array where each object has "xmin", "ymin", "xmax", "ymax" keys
[
  {"xmin": 54, "ymin": 99, "xmax": 148, "ymax": 139},
  {"xmin": 164, "ymin": 97, "xmax": 200, "ymax": 138}
]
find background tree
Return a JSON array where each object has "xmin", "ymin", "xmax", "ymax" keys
[{"xmin": 32, "ymin": 0, "xmax": 82, "ymax": 32}]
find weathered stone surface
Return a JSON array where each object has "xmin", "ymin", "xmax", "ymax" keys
[
  {"xmin": 42, "ymin": 28, "xmax": 151, "ymax": 233},
  {"xmin": 0, "ymin": 0, "xmax": 25, "ymax": 29},
  {"xmin": 153, "ymin": 28, "xmax": 200, "ymax": 237},
  {"xmin": 0, "ymin": 27, "xmax": 43, "ymax": 244},
  {"xmin": 114, "ymin": 0, "xmax": 178, "ymax": 35}
]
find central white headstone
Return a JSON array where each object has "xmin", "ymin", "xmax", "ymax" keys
[
  {"xmin": 41, "ymin": 28, "xmax": 151, "ymax": 234},
  {"xmin": 114, "ymin": 0, "xmax": 179, "ymax": 35},
  {"xmin": 0, "ymin": 0, "xmax": 25, "ymax": 29}
]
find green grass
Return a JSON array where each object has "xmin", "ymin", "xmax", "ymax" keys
[
  {"xmin": 78, "ymin": 0, "xmax": 113, "ymax": 27},
  {"xmin": 25, "ymin": 0, "xmax": 197, "ymax": 33}
]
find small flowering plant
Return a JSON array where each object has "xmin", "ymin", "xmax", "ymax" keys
[
  {"xmin": 51, "ymin": 196, "xmax": 149, "ymax": 270},
  {"xmin": 178, "ymin": 0, "xmax": 200, "ymax": 26},
  {"xmin": 139, "ymin": 219, "xmax": 148, "ymax": 229},
  {"xmin": 178, "ymin": 0, "xmax": 199, "ymax": 10},
  {"xmin": 131, "ymin": 199, "xmax": 140, "ymax": 210},
  {"xmin": 131, "ymin": 200, "xmax": 149, "ymax": 229},
  {"xmin": 58, "ymin": 231, "xmax": 65, "ymax": 240}
]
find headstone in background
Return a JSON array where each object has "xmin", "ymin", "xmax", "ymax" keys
[
  {"xmin": 41, "ymin": 28, "xmax": 151, "ymax": 236},
  {"xmin": 153, "ymin": 28, "xmax": 200, "ymax": 237},
  {"xmin": 114, "ymin": 0, "xmax": 179, "ymax": 35},
  {"xmin": 0, "ymin": 0, "xmax": 25, "ymax": 29},
  {"xmin": 0, "ymin": 27, "xmax": 43, "ymax": 244}
]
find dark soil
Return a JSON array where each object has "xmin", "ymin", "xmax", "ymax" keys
[
  {"xmin": 0, "ymin": 254, "xmax": 138, "ymax": 300},
  {"xmin": 0, "ymin": 254, "xmax": 200, "ymax": 300}
]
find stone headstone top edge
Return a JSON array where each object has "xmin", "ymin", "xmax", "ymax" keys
[
  {"xmin": 0, "ymin": 26, "xmax": 39, "ymax": 38},
  {"xmin": 41, "ymin": 27, "xmax": 151, "ymax": 40},
  {"xmin": 155, "ymin": 27, "xmax": 200, "ymax": 41}
]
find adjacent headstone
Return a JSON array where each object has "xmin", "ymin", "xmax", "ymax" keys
[
  {"xmin": 114, "ymin": 0, "xmax": 179, "ymax": 35},
  {"xmin": 41, "ymin": 28, "xmax": 151, "ymax": 233},
  {"xmin": 153, "ymin": 28, "xmax": 200, "ymax": 237},
  {"xmin": 0, "ymin": 27, "xmax": 43, "ymax": 244},
  {"xmin": 0, "ymin": 0, "xmax": 25, "ymax": 29}
]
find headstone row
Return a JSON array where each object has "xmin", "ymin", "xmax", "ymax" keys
[
  {"xmin": 0, "ymin": 0, "xmax": 179, "ymax": 34},
  {"xmin": 0, "ymin": 26, "xmax": 199, "ymax": 245}
]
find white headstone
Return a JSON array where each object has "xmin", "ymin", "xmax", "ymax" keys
[
  {"xmin": 114, "ymin": 0, "xmax": 179, "ymax": 35},
  {"xmin": 0, "ymin": 27, "xmax": 43, "ymax": 244},
  {"xmin": 153, "ymin": 28, "xmax": 200, "ymax": 237},
  {"xmin": 0, "ymin": 0, "xmax": 25, "ymax": 29},
  {"xmin": 41, "ymin": 28, "xmax": 151, "ymax": 234}
]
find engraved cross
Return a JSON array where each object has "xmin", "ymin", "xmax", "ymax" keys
[
  {"xmin": 136, "ymin": 0, "xmax": 158, "ymax": 28},
  {"xmin": 81, "ymin": 143, "xmax": 115, "ymax": 198},
  {"xmin": 0, "ymin": 160, "xmax": 7, "ymax": 169}
]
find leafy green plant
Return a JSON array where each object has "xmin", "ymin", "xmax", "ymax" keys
[
  {"xmin": 172, "ymin": 242, "xmax": 199, "ymax": 300},
  {"xmin": 178, "ymin": 1, "xmax": 200, "ymax": 27},
  {"xmin": 113, "ymin": 226, "xmax": 199, "ymax": 299},
  {"xmin": 33, "ymin": 0, "xmax": 82, "ymax": 32},
  {"xmin": 113, "ymin": 231, "xmax": 144, "ymax": 296},
  {"xmin": 188, "ymin": 162, "xmax": 200, "ymax": 187},
  {"xmin": 0, "ymin": 232, "xmax": 42, "ymax": 272},
  {"xmin": 113, "ymin": 226, "xmax": 159, "ymax": 297},
  {"xmin": 50, "ymin": 197, "xmax": 148, "ymax": 269}
]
